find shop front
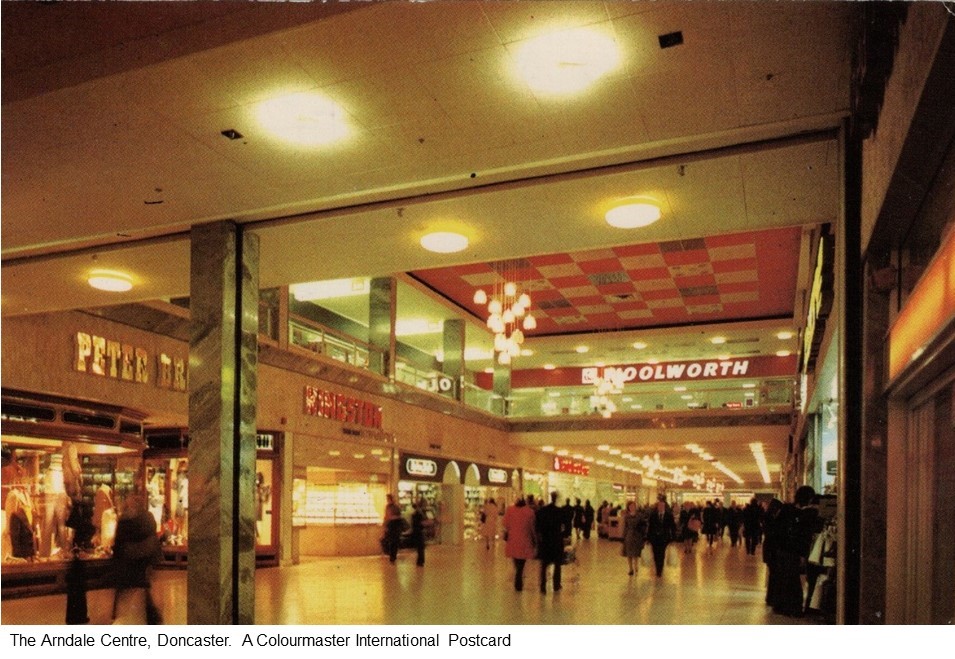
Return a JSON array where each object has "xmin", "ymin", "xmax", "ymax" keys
[
  {"xmin": 1, "ymin": 390, "xmax": 146, "ymax": 599},
  {"xmin": 398, "ymin": 453, "xmax": 519, "ymax": 545},
  {"xmin": 141, "ymin": 429, "xmax": 282, "ymax": 566}
]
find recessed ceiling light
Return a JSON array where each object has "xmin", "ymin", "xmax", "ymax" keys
[
  {"xmin": 742, "ymin": 383, "xmax": 757, "ymax": 389},
  {"xmin": 776, "ymin": 330, "xmax": 794, "ymax": 340},
  {"xmin": 520, "ymin": 349, "xmax": 534, "ymax": 356},
  {"xmin": 711, "ymin": 336, "xmax": 727, "ymax": 345},
  {"xmin": 484, "ymin": 367, "xmax": 494, "ymax": 374},
  {"xmin": 556, "ymin": 449, "xmax": 569, "ymax": 456},
  {"xmin": 674, "ymin": 385, "xmax": 687, "ymax": 392},
  {"xmin": 776, "ymin": 350, "xmax": 792, "ymax": 357},
  {"xmin": 681, "ymin": 394, "xmax": 693, "ymax": 400},
  {"xmin": 257, "ymin": 92, "xmax": 349, "ymax": 146},
  {"xmin": 543, "ymin": 364, "xmax": 556, "ymax": 370},
  {"xmin": 632, "ymin": 341, "xmax": 648, "ymax": 349},
  {"xmin": 575, "ymin": 345, "xmax": 589, "ymax": 353},
  {"xmin": 420, "ymin": 231, "xmax": 469, "ymax": 253},
  {"xmin": 514, "ymin": 27, "xmax": 620, "ymax": 94},
  {"xmin": 541, "ymin": 445, "xmax": 555, "ymax": 452},
  {"xmin": 87, "ymin": 270, "xmax": 133, "ymax": 292},
  {"xmin": 605, "ymin": 201, "xmax": 661, "ymax": 229},
  {"xmin": 597, "ymin": 444, "xmax": 610, "ymax": 451},
  {"xmin": 328, "ymin": 450, "xmax": 341, "ymax": 457},
  {"xmin": 717, "ymin": 354, "xmax": 731, "ymax": 361}
]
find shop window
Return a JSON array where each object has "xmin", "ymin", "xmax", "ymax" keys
[{"xmin": 1, "ymin": 437, "xmax": 139, "ymax": 565}]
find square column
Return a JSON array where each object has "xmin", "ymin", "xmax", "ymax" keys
[
  {"xmin": 442, "ymin": 319, "xmax": 465, "ymax": 400},
  {"xmin": 369, "ymin": 277, "xmax": 397, "ymax": 379},
  {"xmin": 187, "ymin": 221, "xmax": 259, "ymax": 625}
]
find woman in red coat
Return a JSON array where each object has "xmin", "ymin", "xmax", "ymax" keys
[{"xmin": 503, "ymin": 497, "xmax": 537, "ymax": 592}]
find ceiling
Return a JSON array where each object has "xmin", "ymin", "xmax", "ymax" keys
[{"xmin": 0, "ymin": 1, "xmax": 856, "ymax": 489}]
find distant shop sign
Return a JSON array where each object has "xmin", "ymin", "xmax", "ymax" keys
[
  {"xmin": 303, "ymin": 386, "xmax": 383, "ymax": 429},
  {"xmin": 406, "ymin": 458, "xmax": 438, "ymax": 478},
  {"xmin": 487, "ymin": 468, "xmax": 508, "ymax": 484},
  {"xmin": 582, "ymin": 359, "xmax": 751, "ymax": 386},
  {"xmin": 553, "ymin": 456, "xmax": 589, "ymax": 476}
]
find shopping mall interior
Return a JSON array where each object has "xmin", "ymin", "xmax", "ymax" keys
[{"xmin": 1, "ymin": 2, "xmax": 953, "ymax": 626}]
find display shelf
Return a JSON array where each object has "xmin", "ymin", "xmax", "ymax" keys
[{"xmin": 297, "ymin": 482, "xmax": 383, "ymax": 526}]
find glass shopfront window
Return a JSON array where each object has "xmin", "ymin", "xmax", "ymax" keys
[{"xmin": 2, "ymin": 437, "xmax": 139, "ymax": 565}]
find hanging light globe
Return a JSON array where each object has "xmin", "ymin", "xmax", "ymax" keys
[
  {"xmin": 504, "ymin": 282, "xmax": 517, "ymax": 297},
  {"xmin": 488, "ymin": 299, "xmax": 503, "ymax": 315},
  {"xmin": 473, "ymin": 289, "xmax": 488, "ymax": 304},
  {"xmin": 523, "ymin": 315, "xmax": 537, "ymax": 330}
]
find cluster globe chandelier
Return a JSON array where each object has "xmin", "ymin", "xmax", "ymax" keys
[{"xmin": 473, "ymin": 277, "xmax": 536, "ymax": 365}]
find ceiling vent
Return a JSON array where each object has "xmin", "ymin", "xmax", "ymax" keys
[{"xmin": 658, "ymin": 31, "xmax": 684, "ymax": 49}]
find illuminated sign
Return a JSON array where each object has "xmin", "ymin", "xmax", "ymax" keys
[
  {"xmin": 487, "ymin": 468, "xmax": 508, "ymax": 484},
  {"xmin": 552, "ymin": 456, "xmax": 589, "ymax": 476},
  {"xmin": 303, "ymin": 386, "xmax": 383, "ymax": 429},
  {"xmin": 888, "ymin": 225, "xmax": 955, "ymax": 381},
  {"xmin": 802, "ymin": 232, "xmax": 834, "ymax": 373},
  {"xmin": 581, "ymin": 359, "xmax": 750, "ymax": 385},
  {"xmin": 405, "ymin": 458, "xmax": 438, "ymax": 478},
  {"xmin": 75, "ymin": 332, "xmax": 187, "ymax": 391}
]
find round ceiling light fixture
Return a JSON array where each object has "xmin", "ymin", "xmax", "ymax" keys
[
  {"xmin": 420, "ymin": 231, "xmax": 469, "ymax": 253},
  {"xmin": 514, "ymin": 27, "xmax": 621, "ymax": 94},
  {"xmin": 605, "ymin": 200, "xmax": 661, "ymax": 229},
  {"xmin": 87, "ymin": 270, "xmax": 133, "ymax": 292},
  {"xmin": 257, "ymin": 92, "xmax": 349, "ymax": 146}
]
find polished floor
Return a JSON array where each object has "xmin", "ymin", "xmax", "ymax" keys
[{"xmin": 2, "ymin": 536, "xmax": 818, "ymax": 625}]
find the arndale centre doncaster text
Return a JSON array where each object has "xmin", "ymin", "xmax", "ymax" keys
[{"xmin": 9, "ymin": 632, "xmax": 513, "ymax": 649}]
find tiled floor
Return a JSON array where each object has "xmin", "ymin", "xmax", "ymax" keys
[{"xmin": 2, "ymin": 537, "xmax": 817, "ymax": 625}]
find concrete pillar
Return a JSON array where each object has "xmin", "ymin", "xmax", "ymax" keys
[
  {"xmin": 368, "ymin": 277, "xmax": 397, "ymax": 379},
  {"xmin": 442, "ymin": 319, "xmax": 465, "ymax": 400},
  {"xmin": 187, "ymin": 221, "xmax": 258, "ymax": 625}
]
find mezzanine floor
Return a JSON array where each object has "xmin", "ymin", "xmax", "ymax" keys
[{"xmin": 2, "ymin": 535, "xmax": 819, "ymax": 625}]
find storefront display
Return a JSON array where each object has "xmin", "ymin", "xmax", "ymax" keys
[
  {"xmin": 142, "ymin": 430, "xmax": 280, "ymax": 565},
  {"xmin": 1, "ymin": 390, "xmax": 146, "ymax": 598}
]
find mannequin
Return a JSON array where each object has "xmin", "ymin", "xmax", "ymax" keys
[
  {"xmin": 175, "ymin": 461, "xmax": 188, "ymax": 539},
  {"xmin": 93, "ymin": 483, "xmax": 114, "ymax": 545},
  {"xmin": 5, "ymin": 487, "xmax": 36, "ymax": 559},
  {"xmin": 40, "ymin": 453, "xmax": 70, "ymax": 558},
  {"xmin": 61, "ymin": 442, "xmax": 83, "ymax": 503},
  {"xmin": 146, "ymin": 468, "xmax": 163, "ymax": 531}
]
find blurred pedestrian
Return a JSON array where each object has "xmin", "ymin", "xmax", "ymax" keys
[
  {"xmin": 503, "ymin": 497, "xmax": 537, "ymax": 591},
  {"xmin": 111, "ymin": 494, "xmax": 162, "ymax": 624}
]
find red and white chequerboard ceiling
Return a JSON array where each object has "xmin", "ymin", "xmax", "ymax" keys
[{"xmin": 411, "ymin": 226, "xmax": 801, "ymax": 336}]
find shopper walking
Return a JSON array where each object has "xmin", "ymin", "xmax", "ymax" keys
[
  {"xmin": 772, "ymin": 486, "xmax": 821, "ymax": 617},
  {"xmin": 410, "ymin": 498, "xmax": 427, "ymax": 566},
  {"xmin": 111, "ymin": 495, "xmax": 162, "ymax": 624},
  {"xmin": 481, "ymin": 498, "xmax": 499, "ymax": 550},
  {"xmin": 382, "ymin": 493, "xmax": 403, "ymax": 563},
  {"xmin": 646, "ymin": 497, "xmax": 676, "ymax": 577},
  {"xmin": 743, "ymin": 497, "xmax": 763, "ymax": 555},
  {"xmin": 572, "ymin": 498, "xmax": 585, "ymax": 541},
  {"xmin": 762, "ymin": 498, "xmax": 784, "ymax": 607},
  {"xmin": 535, "ymin": 492, "xmax": 567, "ymax": 593},
  {"xmin": 702, "ymin": 500, "xmax": 720, "ymax": 550},
  {"xmin": 620, "ymin": 501, "xmax": 647, "ymax": 576},
  {"xmin": 582, "ymin": 500, "xmax": 595, "ymax": 540},
  {"xmin": 503, "ymin": 497, "xmax": 537, "ymax": 591},
  {"xmin": 682, "ymin": 503, "xmax": 702, "ymax": 554}
]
